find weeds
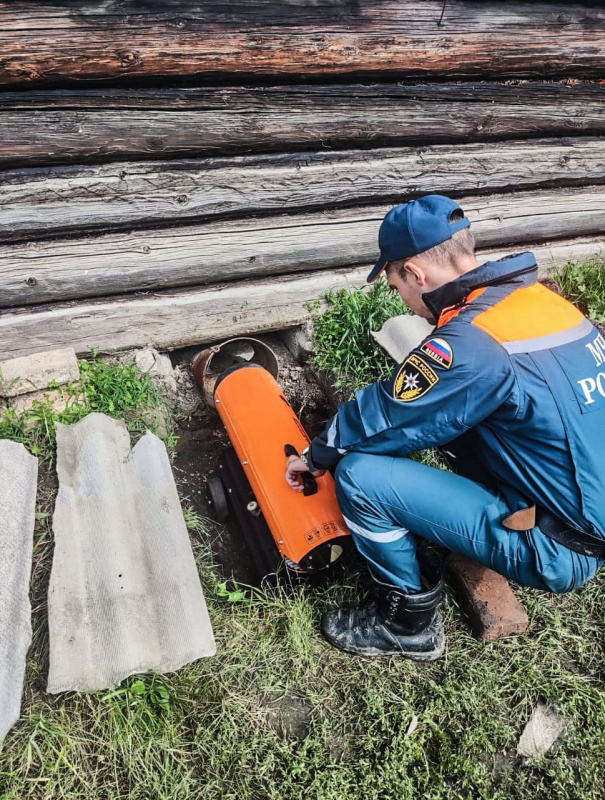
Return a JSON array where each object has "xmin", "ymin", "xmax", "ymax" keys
[
  {"xmin": 553, "ymin": 256, "xmax": 605, "ymax": 322},
  {"xmin": 0, "ymin": 393, "xmax": 87, "ymax": 463},
  {"xmin": 0, "ymin": 354, "xmax": 173, "ymax": 464},
  {"xmin": 80, "ymin": 357, "xmax": 162, "ymax": 418},
  {"xmin": 2, "ymin": 569, "xmax": 605, "ymax": 800},
  {"xmin": 312, "ymin": 278, "xmax": 407, "ymax": 396},
  {"xmin": 182, "ymin": 505, "xmax": 210, "ymax": 536},
  {"xmin": 103, "ymin": 674, "xmax": 175, "ymax": 718},
  {"xmin": 311, "ymin": 278, "xmax": 444, "ymax": 468}
]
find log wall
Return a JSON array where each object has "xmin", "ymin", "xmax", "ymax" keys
[
  {"xmin": 1, "ymin": 83, "xmax": 604, "ymax": 168},
  {"xmin": 0, "ymin": 1, "xmax": 604, "ymax": 357},
  {"xmin": 0, "ymin": 239, "xmax": 600, "ymax": 361},
  {"xmin": 2, "ymin": 2, "xmax": 605, "ymax": 85}
]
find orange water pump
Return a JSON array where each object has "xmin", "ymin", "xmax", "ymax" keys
[{"xmin": 193, "ymin": 341, "xmax": 349, "ymax": 583}]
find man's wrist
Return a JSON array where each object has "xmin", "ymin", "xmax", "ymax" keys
[{"xmin": 301, "ymin": 446, "xmax": 318, "ymax": 473}]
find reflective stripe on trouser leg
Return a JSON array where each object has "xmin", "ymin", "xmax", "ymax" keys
[
  {"xmin": 343, "ymin": 514, "xmax": 423, "ymax": 593},
  {"xmin": 335, "ymin": 451, "xmax": 603, "ymax": 594},
  {"xmin": 336, "ymin": 470, "xmax": 423, "ymax": 593}
]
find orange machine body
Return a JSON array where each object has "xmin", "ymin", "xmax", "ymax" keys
[{"xmin": 214, "ymin": 365, "xmax": 349, "ymax": 567}]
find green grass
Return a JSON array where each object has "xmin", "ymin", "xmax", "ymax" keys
[
  {"xmin": 312, "ymin": 278, "xmax": 407, "ymax": 397},
  {"xmin": 182, "ymin": 505, "xmax": 210, "ymax": 536},
  {"xmin": 311, "ymin": 276, "xmax": 445, "ymax": 468},
  {"xmin": 2, "ymin": 567, "xmax": 605, "ymax": 800},
  {"xmin": 0, "ymin": 354, "xmax": 174, "ymax": 463},
  {"xmin": 2, "ymin": 260, "xmax": 605, "ymax": 799},
  {"xmin": 553, "ymin": 256, "xmax": 605, "ymax": 322}
]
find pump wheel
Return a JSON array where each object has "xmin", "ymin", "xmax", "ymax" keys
[{"xmin": 207, "ymin": 476, "xmax": 229, "ymax": 522}]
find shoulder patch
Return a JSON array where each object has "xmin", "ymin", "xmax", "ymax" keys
[
  {"xmin": 420, "ymin": 337, "xmax": 453, "ymax": 369},
  {"xmin": 393, "ymin": 353, "xmax": 439, "ymax": 402}
]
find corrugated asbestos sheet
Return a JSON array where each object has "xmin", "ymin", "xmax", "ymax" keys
[
  {"xmin": 0, "ymin": 440, "xmax": 37, "ymax": 740},
  {"xmin": 371, "ymin": 314, "xmax": 435, "ymax": 363},
  {"xmin": 47, "ymin": 413, "xmax": 215, "ymax": 694}
]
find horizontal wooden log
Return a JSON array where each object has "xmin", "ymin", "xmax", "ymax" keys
[
  {"xmin": 0, "ymin": 82, "xmax": 604, "ymax": 168},
  {"xmin": 1, "ymin": 187, "xmax": 604, "ymax": 308},
  {"xmin": 3, "ymin": 138, "xmax": 605, "ymax": 242},
  {"xmin": 0, "ymin": 237, "xmax": 601, "ymax": 361},
  {"xmin": 1, "ymin": 1, "xmax": 604, "ymax": 87}
]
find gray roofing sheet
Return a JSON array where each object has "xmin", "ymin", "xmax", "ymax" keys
[
  {"xmin": 47, "ymin": 413, "xmax": 215, "ymax": 694},
  {"xmin": 371, "ymin": 314, "xmax": 434, "ymax": 363},
  {"xmin": 0, "ymin": 440, "xmax": 37, "ymax": 741}
]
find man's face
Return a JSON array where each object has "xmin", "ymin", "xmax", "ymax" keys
[{"xmin": 385, "ymin": 261, "xmax": 434, "ymax": 321}]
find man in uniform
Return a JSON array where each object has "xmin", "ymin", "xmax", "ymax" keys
[{"xmin": 285, "ymin": 194, "xmax": 605, "ymax": 660}]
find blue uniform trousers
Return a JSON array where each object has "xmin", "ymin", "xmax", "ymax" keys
[{"xmin": 335, "ymin": 452, "xmax": 602, "ymax": 594}]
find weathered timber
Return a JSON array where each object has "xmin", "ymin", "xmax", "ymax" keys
[
  {"xmin": 1, "ymin": 188, "xmax": 604, "ymax": 308},
  {"xmin": 0, "ymin": 83, "xmax": 603, "ymax": 168},
  {"xmin": 5, "ymin": 82, "xmax": 603, "ymax": 110},
  {"xmin": 1, "ymin": 1, "xmax": 604, "ymax": 87},
  {"xmin": 3, "ymin": 138, "xmax": 605, "ymax": 242},
  {"xmin": 0, "ymin": 237, "xmax": 601, "ymax": 360}
]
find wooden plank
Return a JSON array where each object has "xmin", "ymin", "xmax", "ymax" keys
[
  {"xmin": 0, "ymin": 237, "xmax": 601, "ymax": 360},
  {"xmin": 1, "ymin": 1, "xmax": 604, "ymax": 87},
  {"xmin": 0, "ymin": 82, "xmax": 603, "ymax": 168},
  {"xmin": 1, "ymin": 187, "xmax": 604, "ymax": 308},
  {"xmin": 3, "ymin": 137, "xmax": 605, "ymax": 242}
]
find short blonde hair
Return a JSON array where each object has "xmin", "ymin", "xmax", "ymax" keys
[
  {"xmin": 393, "ymin": 210, "xmax": 475, "ymax": 276},
  {"xmin": 417, "ymin": 224, "xmax": 476, "ymax": 269}
]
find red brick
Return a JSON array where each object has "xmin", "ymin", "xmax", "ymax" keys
[{"xmin": 446, "ymin": 553, "xmax": 529, "ymax": 641}]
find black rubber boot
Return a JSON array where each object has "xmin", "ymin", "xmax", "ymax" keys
[{"xmin": 321, "ymin": 561, "xmax": 445, "ymax": 660}]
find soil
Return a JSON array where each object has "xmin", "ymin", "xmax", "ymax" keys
[
  {"xmin": 259, "ymin": 691, "xmax": 313, "ymax": 740},
  {"xmin": 168, "ymin": 333, "xmax": 338, "ymax": 585}
]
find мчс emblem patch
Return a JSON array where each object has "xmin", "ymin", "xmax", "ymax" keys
[
  {"xmin": 393, "ymin": 353, "xmax": 439, "ymax": 402},
  {"xmin": 420, "ymin": 337, "xmax": 453, "ymax": 369}
]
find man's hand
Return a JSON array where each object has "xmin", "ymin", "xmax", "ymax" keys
[{"xmin": 285, "ymin": 455, "xmax": 326, "ymax": 492}]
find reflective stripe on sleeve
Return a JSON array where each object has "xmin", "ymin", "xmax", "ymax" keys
[{"xmin": 326, "ymin": 416, "xmax": 338, "ymax": 447}]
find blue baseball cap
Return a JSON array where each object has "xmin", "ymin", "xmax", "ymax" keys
[{"xmin": 368, "ymin": 195, "xmax": 471, "ymax": 283}]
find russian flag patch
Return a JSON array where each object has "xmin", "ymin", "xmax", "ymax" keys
[{"xmin": 420, "ymin": 337, "xmax": 453, "ymax": 369}]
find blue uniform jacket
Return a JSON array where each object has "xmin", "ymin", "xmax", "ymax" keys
[{"xmin": 308, "ymin": 253, "xmax": 605, "ymax": 539}]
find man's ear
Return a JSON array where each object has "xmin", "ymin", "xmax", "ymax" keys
[{"xmin": 403, "ymin": 259, "xmax": 427, "ymax": 286}]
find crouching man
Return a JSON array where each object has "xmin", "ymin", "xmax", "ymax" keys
[{"xmin": 286, "ymin": 194, "xmax": 605, "ymax": 660}]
